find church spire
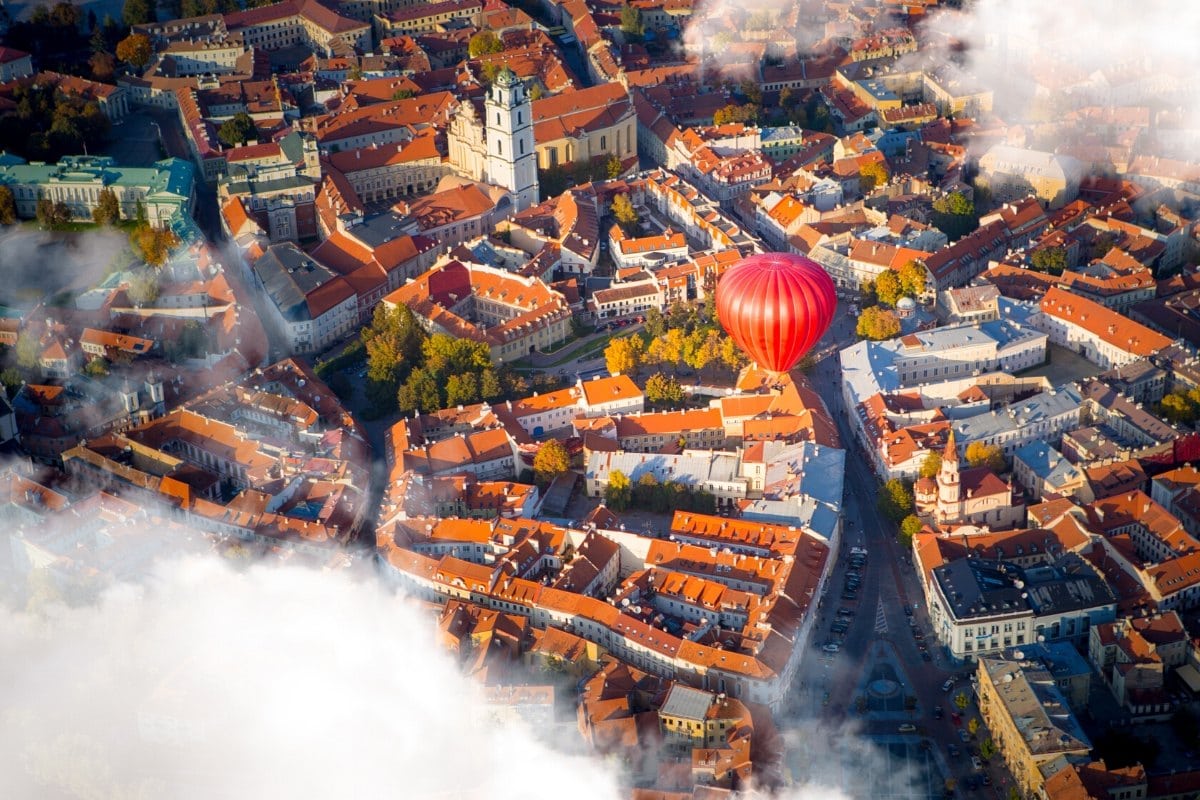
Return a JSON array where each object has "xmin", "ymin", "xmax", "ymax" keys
[{"xmin": 942, "ymin": 429, "xmax": 959, "ymax": 464}]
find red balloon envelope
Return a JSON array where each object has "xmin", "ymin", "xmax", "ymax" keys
[{"xmin": 715, "ymin": 252, "xmax": 837, "ymax": 374}]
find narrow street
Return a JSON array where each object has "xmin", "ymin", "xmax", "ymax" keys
[{"xmin": 787, "ymin": 303, "xmax": 1016, "ymax": 799}]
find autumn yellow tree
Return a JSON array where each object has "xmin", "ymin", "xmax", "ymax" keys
[
  {"xmin": 604, "ymin": 334, "xmax": 644, "ymax": 376},
  {"xmin": 533, "ymin": 439, "xmax": 570, "ymax": 485},
  {"xmin": 859, "ymin": 160, "xmax": 889, "ymax": 193},
  {"xmin": 898, "ymin": 260, "xmax": 926, "ymax": 298},
  {"xmin": 856, "ymin": 306, "xmax": 901, "ymax": 341},
  {"xmin": 116, "ymin": 33, "xmax": 151, "ymax": 68},
  {"xmin": 875, "ymin": 269, "xmax": 903, "ymax": 307},
  {"xmin": 965, "ymin": 441, "xmax": 1005, "ymax": 472},
  {"xmin": 611, "ymin": 193, "xmax": 639, "ymax": 232}
]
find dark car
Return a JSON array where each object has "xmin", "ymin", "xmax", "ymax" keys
[
  {"xmin": 933, "ymin": 706, "xmax": 944, "ymax": 719},
  {"xmin": 921, "ymin": 652, "xmax": 933, "ymax": 661},
  {"xmin": 904, "ymin": 607, "xmax": 914, "ymax": 617},
  {"xmin": 947, "ymin": 744, "xmax": 959, "ymax": 757}
]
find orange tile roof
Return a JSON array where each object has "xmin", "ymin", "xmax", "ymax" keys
[{"xmin": 1040, "ymin": 286, "xmax": 1171, "ymax": 357}]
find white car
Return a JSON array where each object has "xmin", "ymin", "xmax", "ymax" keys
[
  {"xmin": 971, "ymin": 756, "xmax": 983, "ymax": 771},
  {"xmin": 942, "ymin": 678, "xmax": 956, "ymax": 692},
  {"xmin": 822, "ymin": 643, "xmax": 840, "ymax": 654},
  {"xmin": 898, "ymin": 723, "xmax": 916, "ymax": 733}
]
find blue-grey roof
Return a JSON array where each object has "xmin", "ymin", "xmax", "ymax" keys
[{"xmin": 252, "ymin": 243, "xmax": 339, "ymax": 322}]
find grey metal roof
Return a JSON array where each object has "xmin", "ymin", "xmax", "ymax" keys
[
  {"xmin": 252, "ymin": 243, "xmax": 339, "ymax": 322},
  {"xmin": 660, "ymin": 684, "xmax": 712, "ymax": 721}
]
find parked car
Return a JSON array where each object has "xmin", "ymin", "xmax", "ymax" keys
[
  {"xmin": 837, "ymin": 607, "xmax": 854, "ymax": 617},
  {"xmin": 933, "ymin": 706, "xmax": 944, "ymax": 720},
  {"xmin": 942, "ymin": 678, "xmax": 956, "ymax": 692},
  {"xmin": 971, "ymin": 756, "xmax": 983, "ymax": 771},
  {"xmin": 822, "ymin": 643, "xmax": 840, "ymax": 654},
  {"xmin": 904, "ymin": 607, "xmax": 914, "ymax": 617},
  {"xmin": 959, "ymin": 730, "xmax": 971, "ymax": 743},
  {"xmin": 898, "ymin": 723, "xmax": 916, "ymax": 733},
  {"xmin": 921, "ymin": 652, "xmax": 932, "ymax": 661},
  {"xmin": 981, "ymin": 774, "xmax": 991, "ymax": 786},
  {"xmin": 947, "ymin": 744, "xmax": 959, "ymax": 758}
]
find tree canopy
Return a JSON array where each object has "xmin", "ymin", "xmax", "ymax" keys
[
  {"xmin": 611, "ymin": 192, "xmax": 639, "ymax": 231},
  {"xmin": 619, "ymin": 4, "xmax": 642, "ymax": 36},
  {"xmin": 0, "ymin": 185, "xmax": 16, "ymax": 225},
  {"xmin": 931, "ymin": 191, "xmax": 978, "ymax": 241},
  {"xmin": 604, "ymin": 335, "xmax": 644, "ymax": 377},
  {"xmin": 645, "ymin": 372, "xmax": 684, "ymax": 406},
  {"xmin": 964, "ymin": 441, "xmax": 1005, "ymax": 472},
  {"xmin": 533, "ymin": 439, "xmax": 570, "ymax": 485},
  {"xmin": 878, "ymin": 478, "xmax": 915, "ymax": 522},
  {"xmin": 1030, "ymin": 246, "xmax": 1068, "ymax": 275},
  {"xmin": 468, "ymin": 30, "xmax": 503, "ymax": 58},
  {"xmin": 899, "ymin": 514, "xmax": 923, "ymax": 546},
  {"xmin": 856, "ymin": 306, "xmax": 901, "ymax": 340},
  {"xmin": 217, "ymin": 112, "xmax": 257, "ymax": 148},
  {"xmin": 605, "ymin": 469, "xmax": 632, "ymax": 511},
  {"xmin": 115, "ymin": 33, "xmax": 151, "ymax": 67},
  {"xmin": 919, "ymin": 451, "xmax": 942, "ymax": 479},
  {"xmin": 92, "ymin": 188, "xmax": 120, "ymax": 226}
]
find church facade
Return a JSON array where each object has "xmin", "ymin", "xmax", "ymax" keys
[{"xmin": 915, "ymin": 431, "xmax": 1025, "ymax": 530}]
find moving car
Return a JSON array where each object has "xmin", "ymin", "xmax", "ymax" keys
[{"xmin": 933, "ymin": 706, "xmax": 943, "ymax": 720}]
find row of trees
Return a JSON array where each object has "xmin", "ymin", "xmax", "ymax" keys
[
  {"xmin": 539, "ymin": 155, "xmax": 624, "ymax": 198},
  {"xmin": 0, "ymin": 85, "xmax": 110, "ymax": 162},
  {"xmin": 359, "ymin": 304, "xmax": 561, "ymax": 418},
  {"xmin": 603, "ymin": 469, "xmax": 718, "ymax": 514},
  {"xmin": 604, "ymin": 327, "xmax": 746, "ymax": 379}
]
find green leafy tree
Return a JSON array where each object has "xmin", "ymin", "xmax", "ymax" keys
[
  {"xmin": 645, "ymin": 372, "xmax": 684, "ymax": 405},
  {"xmin": 0, "ymin": 367, "xmax": 22, "ymax": 397},
  {"xmin": 115, "ymin": 32, "xmax": 152, "ymax": 68},
  {"xmin": 36, "ymin": 199, "xmax": 71, "ymax": 228},
  {"xmin": 1030, "ymin": 246, "xmax": 1067, "ymax": 275},
  {"xmin": 15, "ymin": 333, "xmax": 40, "ymax": 369},
  {"xmin": 856, "ymin": 306, "xmax": 901, "ymax": 340},
  {"xmin": 92, "ymin": 188, "xmax": 120, "ymax": 225},
  {"xmin": 619, "ymin": 4, "xmax": 642, "ymax": 36},
  {"xmin": 217, "ymin": 112, "xmax": 257, "ymax": 148},
  {"xmin": 391, "ymin": 88, "xmax": 415, "ymax": 100},
  {"xmin": 604, "ymin": 334, "xmax": 643, "ymax": 376},
  {"xmin": 529, "ymin": 84, "xmax": 545, "ymax": 101},
  {"xmin": 980, "ymin": 738, "xmax": 996, "ymax": 760},
  {"xmin": 122, "ymin": 0, "xmax": 154, "ymax": 26},
  {"xmin": 968, "ymin": 717, "xmax": 980, "ymax": 736},
  {"xmin": 899, "ymin": 514, "xmax": 923, "ymax": 546},
  {"xmin": 954, "ymin": 691, "xmax": 970, "ymax": 710},
  {"xmin": 919, "ymin": 451, "xmax": 942, "ymax": 479},
  {"xmin": 875, "ymin": 269, "xmax": 903, "ymax": 307},
  {"xmin": 877, "ymin": 478, "xmax": 914, "ymax": 522},
  {"xmin": 533, "ymin": 438, "xmax": 570, "ymax": 485},
  {"xmin": 480, "ymin": 368, "xmax": 503, "ymax": 402},
  {"xmin": 0, "ymin": 185, "xmax": 15, "ymax": 225},
  {"xmin": 83, "ymin": 357, "xmax": 109, "ymax": 377},
  {"xmin": 605, "ymin": 469, "xmax": 632, "ymax": 511},
  {"xmin": 931, "ymin": 191, "xmax": 978, "ymax": 241},
  {"xmin": 965, "ymin": 441, "xmax": 1005, "ymax": 472},
  {"xmin": 611, "ymin": 192, "xmax": 639, "ymax": 231},
  {"xmin": 644, "ymin": 307, "xmax": 666, "ymax": 338},
  {"xmin": 445, "ymin": 372, "xmax": 479, "ymax": 407},
  {"xmin": 468, "ymin": 30, "xmax": 503, "ymax": 57}
]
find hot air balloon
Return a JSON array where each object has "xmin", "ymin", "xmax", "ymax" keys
[{"xmin": 715, "ymin": 252, "xmax": 837, "ymax": 374}]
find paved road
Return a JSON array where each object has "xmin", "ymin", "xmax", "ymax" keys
[{"xmin": 791, "ymin": 303, "xmax": 1015, "ymax": 798}]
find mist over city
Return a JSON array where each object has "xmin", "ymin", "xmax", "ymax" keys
[{"xmin": 1, "ymin": 0, "xmax": 1199, "ymax": 798}]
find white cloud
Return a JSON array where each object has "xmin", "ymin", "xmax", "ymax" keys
[{"xmin": 0, "ymin": 558, "xmax": 624, "ymax": 800}]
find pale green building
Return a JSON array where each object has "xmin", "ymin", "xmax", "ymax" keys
[{"xmin": 0, "ymin": 154, "xmax": 196, "ymax": 228}]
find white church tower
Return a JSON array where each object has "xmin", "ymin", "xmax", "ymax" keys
[{"xmin": 485, "ymin": 67, "xmax": 538, "ymax": 212}]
